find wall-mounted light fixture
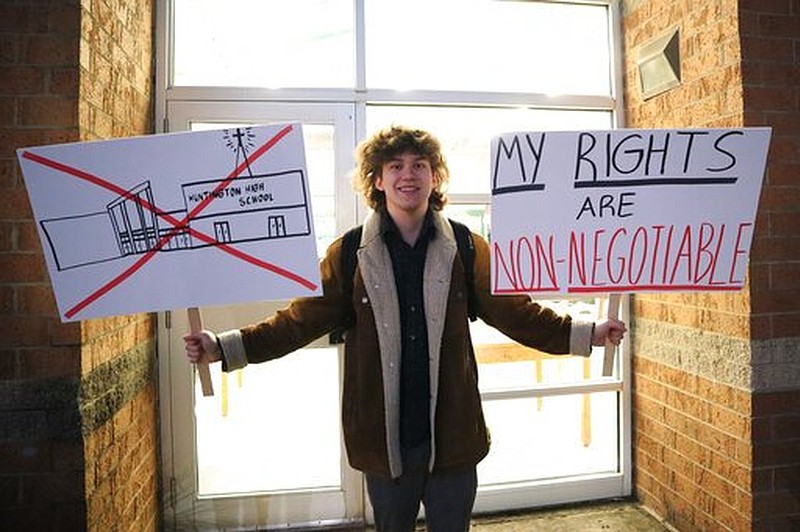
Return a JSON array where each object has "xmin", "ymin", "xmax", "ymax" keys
[{"xmin": 637, "ymin": 26, "xmax": 681, "ymax": 100}]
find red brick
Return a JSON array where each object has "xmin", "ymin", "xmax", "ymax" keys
[
  {"xmin": 0, "ymin": 442, "xmax": 52, "ymax": 474},
  {"xmin": 766, "ymin": 136, "xmax": 800, "ymax": 162},
  {"xmin": 753, "ymin": 467, "xmax": 775, "ymax": 493},
  {"xmin": 767, "ymin": 160, "xmax": 800, "ymax": 186},
  {"xmin": 752, "ymin": 288, "xmax": 800, "ymax": 313},
  {"xmin": 0, "ymin": 160, "xmax": 17, "ymax": 188},
  {"xmin": 773, "ymin": 464, "xmax": 800, "ymax": 493},
  {"xmin": 758, "ymin": 13, "xmax": 800, "ymax": 38},
  {"xmin": 18, "ymin": 346, "xmax": 79, "ymax": 378},
  {"xmin": 0, "ymin": 97, "xmax": 15, "ymax": 125},
  {"xmin": 753, "ymin": 390, "xmax": 800, "ymax": 416},
  {"xmin": 0, "ymin": 348, "xmax": 17, "ymax": 378},
  {"xmin": 741, "ymin": 35, "xmax": 795, "ymax": 63},
  {"xmin": 0, "ymin": 315, "xmax": 50, "ymax": 347},
  {"xmin": 0, "ymin": 508, "xmax": 53, "ymax": 531},
  {"xmin": 753, "ymin": 415, "xmax": 774, "ymax": 441},
  {"xmin": 50, "ymin": 440, "xmax": 83, "ymax": 473},
  {"xmin": 21, "ymin": 471, "xmax": 83, "ymax": 505},
  {"xmin": 753, "ymin": 490, "xmax": 800, "ymax": 516},
  {"xmin": 765, "ymin": 112, "xmax": 800, "ymax": 136},
  {"xmin": 0, "ymin": 67, "xmax": 45, "ymax": 94},
  {"xmin": 0, "ymin": 35, "xmax": 17, "ymax": 63},
  {"xmin": 749, "ymin": 314, "xmax": 773, "ymax": 338},
  {"xmin": 48, "ymin": 319, "xmax": 79, "ymax": 346},
  {"xmin": 0, "ymin": 128, "xmax": 48, "ymax": 157},
  {"xmin": 772, "ymin": 312, "xmax": 800, "ymax": 336},
  {"xmin": 0, "ymin": 221, "xmax": 12, "ymax": 251},
  {"xmin": 0, "ymin": 254, "xmax": 46, "ymax": 282},
  {"xmin": 0, "ymin": 475, "xmax": 20, "ymax": 505},
  {"xmin": 740, "ymin": 0, "xmax": 793, "ymax": 14},
  {"xmin": 15, "ymin": 284, "xmax": 57, "ymax": 316},
  {"xmin": 759, "ymin": 63, "xmax": 800, "ymax": 87},
  {"xmin": 24, "ymin": 35, "xmax": 79, "ymax": 66},
  {"xmin": 0, "ymin": 186, "xmax": 33, "ymax": 218},
  {"xmin": 0, "ymin": 5, "xmax": 37, "ymax": 34},
  {"xmin": 745, "ymin": 86, "xmax": 797, "ymax": 111},
  {"xmin": 49, "ymin": 68, "xmax": 79, "ymax": 95},
  {"xmin": 770, "ymin": 211, "xmax": 800, "ymax": 237},
  {"xmin": 771, "ymin": 413, "xmax": 800, "ymax": 440},
  {"xmin": 46, "ymin": 5, "xmax": 80, "ymax": 35},
  {"xmin": 19, "ymin": 95, "xmax": 77, "ymax": 127},
  {"xmin": 751, "ymin": 236, "xmax": 800, "ymax": 262},
  {"xmin": 14, "ymin": 221, "xmax": 41, "ymax": 253},
  {"xmin": 754, "ymin": 439, "xmax": 800, "ymax": 467},
  {"xmin": 41, "ymin": 127, "xmax": 78, "ymax": 145}
]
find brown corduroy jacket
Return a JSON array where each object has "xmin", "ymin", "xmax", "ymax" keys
[{"xmin": 218, "ymin": 211, "xmax": 593, "ymax": 479}]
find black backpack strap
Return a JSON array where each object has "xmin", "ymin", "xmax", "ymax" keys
[
  {"xmin": 340, "ymin": 225, "xmax": 363, "ymax": 305},
  {"xmin": 329, "ymin": 225, "xmax": 362, "ymax": 344},
  {"xmin": 449, "ymin": 219, "xmax": 478, "ymax": 321}
]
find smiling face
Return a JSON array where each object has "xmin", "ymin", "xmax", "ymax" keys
[
  {"xmin": 354, "ymin": 126, "xmax": 450, "ymax": 214},
  {"xmin": 375, "ymin": 151, "xmax": 437, "ymax": 220}
]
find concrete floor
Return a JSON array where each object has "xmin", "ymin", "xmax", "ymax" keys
[
  {"xmin": 469, "ymin": 500, "xmax": 670, "ymax": 531},
  {"xmin": 349, "ymin": 499, "xmax": 671, "ymax": 531}
]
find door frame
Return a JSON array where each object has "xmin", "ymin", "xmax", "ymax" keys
[{"xmin": 158, "ymin": 101, "xmax": 362, "ymax": 530}]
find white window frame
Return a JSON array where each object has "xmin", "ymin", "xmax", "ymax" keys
[{"xmin": 155, "ymin": 0, "xmax": 631, "ymax": 523}]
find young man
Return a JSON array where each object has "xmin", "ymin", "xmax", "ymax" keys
[{"xmin": 184, "ymin": 125, "xmax": 626, "ymax": 531}]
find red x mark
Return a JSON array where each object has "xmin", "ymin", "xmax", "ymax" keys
[{"xmin": 22, "ymin": 124, "xmax": 318, "ymax": 320}]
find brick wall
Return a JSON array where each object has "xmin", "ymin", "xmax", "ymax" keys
[
  {"xmin": 1, "ymin": 3, "xmax": 84, "ymax": 529},
  {"xmin": 739, "ymin": 0, "xmax": 800, "ymax": 529},
  {"xmin": 0, "ymin": 1, "xmax": 157, "ymax": 531},
  {"xmin": 622, "ymin": 0, "xmax": 800, "ymax": 530},
  {"xmin": 632, "ymin": 357, "xmax": 753, "ymax": 530}
]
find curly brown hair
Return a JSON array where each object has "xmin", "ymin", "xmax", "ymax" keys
[{"xmin": 353, "ymin": 125, "xmax": 450, "ymax": 211}]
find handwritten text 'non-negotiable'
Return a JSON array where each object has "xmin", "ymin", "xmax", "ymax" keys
[{"xmin": 493, "ymin": 221, "xmax": 753, "ymax": 294}]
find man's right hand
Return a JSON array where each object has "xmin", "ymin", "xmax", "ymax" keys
[{"xmin": 184, "ymin": 330, "xmax": 223, "ymax": 365}]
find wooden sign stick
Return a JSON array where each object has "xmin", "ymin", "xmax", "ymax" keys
[
  {"xmin": 188, "ymin": 307, "xmax": 214, "ymax": 397},
  {"xmin": 602, "ymin": 294, "xmax": 621, "ymax": 377}
]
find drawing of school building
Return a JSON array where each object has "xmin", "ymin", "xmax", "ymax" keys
[{"xmin": 41, "ymin": 169, "xmax": 312, "ymax": 271}]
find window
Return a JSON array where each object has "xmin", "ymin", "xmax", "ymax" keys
[
  {"xmin": 365, "ymin": 1, "xmax": 611, "ymax": 95},
  {"xmin": 172, "ymin": 0, "xmax": 355, "ymax": 88}
]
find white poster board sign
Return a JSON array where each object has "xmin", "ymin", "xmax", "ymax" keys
[
  {"xmin": 18, "ymin": 122, "xmax": 322, "ymax": 322},
  {"xmin": 490, "ymin": 127, "xmax": 771, "ymax": 295}
]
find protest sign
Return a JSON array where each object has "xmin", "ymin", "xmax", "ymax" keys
[
  {"xmin": 490, "ymin": 127, "xmax": 771, "ymax": 296},
  {"xmin": 18, "ymin": 122, "xmax": 322, "ymax": 323}
]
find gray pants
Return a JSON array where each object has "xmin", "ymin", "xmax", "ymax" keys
[{"xmin": 366, "ymin": 442, "xmax": 478, "ymax": 532}]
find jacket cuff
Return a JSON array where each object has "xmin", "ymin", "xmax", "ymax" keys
[
  {"xmin": 217, "ymin": 329, "xmax": 247, "ymax": 371},
  {"xmin": 569, "ymin": 320, "xmax": 594, "ymax": 357}
]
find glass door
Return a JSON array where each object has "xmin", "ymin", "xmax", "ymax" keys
[
  {"xmin": 365, "ymin": 105, "xmax": 630, "ymax": 514},
  {"xmin": 158, "ymin": 102, "xmax": 361, "ymax": 530},
  {"xmin": 157, "ymin": 0, "xmax": 629, "ymax": 525}
]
